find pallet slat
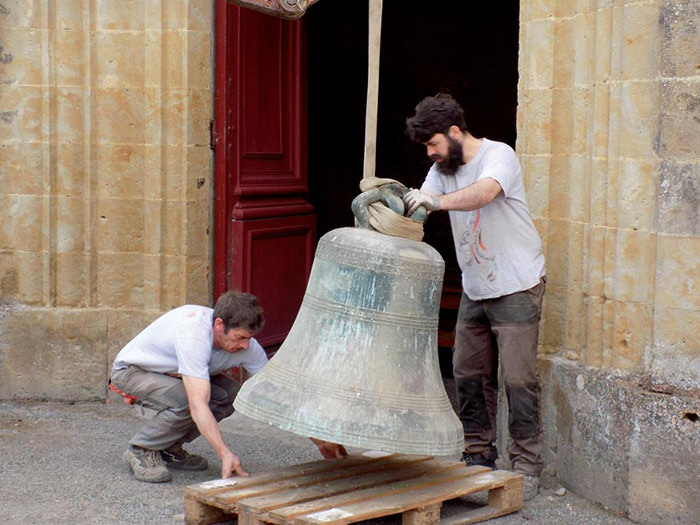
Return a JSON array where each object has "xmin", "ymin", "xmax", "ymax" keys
[{"xmin": 184, "ymin": 454, "xmax": 523, "ymax": 525}]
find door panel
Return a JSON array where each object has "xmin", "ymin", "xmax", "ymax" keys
[{"xmin": 214, "ymin": 1, "xmax": 314, "ymax": 348}]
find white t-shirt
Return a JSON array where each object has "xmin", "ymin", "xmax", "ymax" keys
[
  {"xmin": 421, "ymin": 138, "xmax": 545, "ymax": 300},
  {"xmin": 112, "ymin": 305, "xmax": 268, "ymax": 380}
]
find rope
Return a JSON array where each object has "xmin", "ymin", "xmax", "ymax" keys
[
  {"xmin": 359, "ymin": 178, "xmax": 424, "ymax": 242},
  {"xmin": 358, "ymin": 0, "xmax": 425, "ymax": 241}
]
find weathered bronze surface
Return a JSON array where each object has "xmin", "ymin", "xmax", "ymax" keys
[{"xmin": 234, "ymin": 227, "xmax": 463, "ymax": 455}]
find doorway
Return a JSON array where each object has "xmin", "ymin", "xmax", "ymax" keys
[{"xmin": 305, "ymin": 1, "xmax": 521, "ymax": 370}]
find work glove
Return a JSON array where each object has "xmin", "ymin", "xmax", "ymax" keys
[{"xmin": 403, "ymin": 188, "xmax": 441, "ymax": 215}]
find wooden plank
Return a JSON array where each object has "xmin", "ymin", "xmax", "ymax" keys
[
  {"xmin": 296, "ymin": 470, "xmax": 522, "ymax": 524},
  {"xmin": 215, "ymin": 455, "xmax": 434, "ymax": 510},
  {"xmin": 441, "ymin": 476, "xmax": 523, "ymax": 524},
  {"xmin": 185, "ymin": 453, "xmax": 402, "ymax": 503},
  {"xmin": 402, "ymin": 503, "xmax": 441, "ymax": 525},
  {"xmin": 268, "ymin": 465, "xmax": 490, "ymax": 523},
  {"xmin": 184, "ymin": 493, "xmax": 235, "ymax": 525},
  {"xmin": 238, "ymin": 458, "xmax": 469, "ymax": 518}
]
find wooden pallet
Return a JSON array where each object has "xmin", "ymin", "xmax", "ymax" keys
[{"xmin": 184, "ymin": 454, "xmax": 523, "ymax": 524}]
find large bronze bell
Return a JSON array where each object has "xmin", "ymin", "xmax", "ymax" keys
[{"xmin": 234, "ymin": 227, "xmax": 463, "ymax": 456}]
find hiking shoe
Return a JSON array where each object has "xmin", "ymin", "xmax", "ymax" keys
[
  {"xmin": 161, "ymin": 445, "xmax": 208, "ymax": 471},
  {"xmin": 460, "ymin": 451, "xmax": 496, "ymax": 470},
  {"xmin": 522, "ymin": 474, "xmax": 540, "ymax": 501},
  {"xmin": 123, "ymin": 446, "xmax": 171, "ymax": 483}
]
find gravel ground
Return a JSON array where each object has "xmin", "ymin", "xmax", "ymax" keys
[{"xmin": 0, "ymin": 400, "xmax": 633, "ymax": 525}]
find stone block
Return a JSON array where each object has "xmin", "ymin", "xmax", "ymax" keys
[
  {"xmin": 593, "ymin": 7, "xmax": 613, "ymax": 84},
  {"xmin": 617, "ymin": 160, "xmax": 658, "ymax": 231},
  {"xmin": 0, "ymin": 28, "xmax": 44, "ymax": 86},
  {"xmin": 516, "ymin": 88, "xmax": 552, "ymax": 155},
  {"xmin": 628, "ymin": 392, "xmax": 700, "ymax": 523},
  {"xmin": 185, "ymin": 198, "xmax": 210, "ymax": 256},
  {"xmin": 160, "ymin": 254, "xmax": 184, "ymax": 309},
  {"xmin": 565, "ymin": 291, "xmax": 585, "ymax": 353},
  {"xmin": 185, "ymin": 256, "xmax": 211, "ymax": 305},
  {"xmin": 148, "ymin": 31, "xmax": 185, "ymax": 89},
  {"xmin": 568, "ymin": 155, "xmax": 588, "ymax": 222},
  {"xmin": 188, "ymin": 30, "xmax": 212, "ymax": 90},
  {"xmin": 613, "ymin": 229, "xmax": 655, "ymax": 303},
  {"xmin": 185, "ymin": 145, "xmax": 212, "ymax": 201},
  {"xmin": 93, "ymin": 87, "xmax": 146, "ymax": 144},
  {"xmin": 56, "ymin": 142, "xmax": 87, "ymax": 197},
  {"xmin": 187, "ymin": 88, "xmax": 211, "ymax": 146},
  {"xmin": 551, "ymin": 88, "xmax": 574, "ymax": 155},
  {"xmin": 541, "ymin": 358, "xmax": 633, "ymax": 513},
  {"xmin": 521, "ymin": 18, "xmax": 555, "ymax": 89},
  {"xmin": 660, "ymin": 0, "xmax": 700, "ymax": 77},
  {"xmin": 188, "ymin": 0, "xmax": 213, "ymax": 31},
  {"xmin": 582, "ymin": 224, "xmax": 605, "ymax": 297},
  {"xmin": 545, "ymin": 219, "xmax": 571, "ymax": 285},
  {"xmin": 96, "ymin": 253, "xmax": 144, "ymax": 308},
  {"xmin": 95, "ymin": 0, "xmax": 145, "ymax": 31},
  {"xmin": 619, "ymin": 3, "xmax": 661, "ymax": 80},
  {"xmin": 655, "ymin": 235, "xmax": 700, "ymax": 311},
  {"xmin": 573, "ymin": 12, "xmax": 595, "ymax": 86},
  {"xmin": 55, "ymin": 0, "xmax": 85, "ymax": 30},
  {"xmin": 55, "ymin": 87, "xmax": 86, "ymax": 143},
  {"xmin": 0, "ymin": 84, "xmax": 44, "ymax": 142},
  {"xmin": 520, "ymin": 154, "xmax": 550, "ymax": 219},
  {"xmin": 55, "ymin": 29, "xmax": 85, "ymax": 86},
  {"xmin": 96, "ymin": 143, "xmax": 146, "ymax": 199},
  {"xmin": 582, "ymin": 295, "xmax": 604, "ymax": 367},
  {"xmin": 611, "ymin": 300, "xmax": 650, "ymax": 370},
  {"xmin": 0, "ymin": 306, "xmax": 109, "ymax": 399},
  {"xmin": 0, "ymin": 142, "xmax": 45, "ymax": 195},
  {"xmin": 56, "ymin": 195, "xmax": 87, "ymax": 252},
  {"xmin": 94, "ymin": 31, "xmax": 146, "ymax": 88},
  {"xmin": 0, "ymin": 0, "xmax": 45, "ymax": 29},
  {"xmin": 657, "ymin": 161, "xmax": 700, "ymax": 236},
  {"xmin": 162, "ymin": 201, "xmax": 185, "ymax": 256},
  {"xmin": 55, "ymin": 252, "xmax": 89, "ymax": 307},
  {"xmin": 657, "ymin": 79, "xmax": 700, "ymax": 162},
  {"xmin": 553, "ymin": 17, "xmax": 575, "ymax": 88},
  {"xmin": 0, "ymin": 194, "xmax": 45, "ymax": 251},
  {"xmin": 541, "ymin": 357, "xmax": 700, "ymax": 521},
  {"xmin": 95, "ymin": 198, "xmax": 144, "ymax": 252},
  {"xmin": 541, "ymin": 283, "xmax": 567, "ymax": 351},
  {"xmin": 618, "ymin": 81, "xmax": 661, "ymax": 160},
  {"xmin": 649, "ymin": 306, "xmax": 700, "ymax": 391},
  {"xmin": 589, "ymin": 158, "xmax": 609, "ymax": 224}
]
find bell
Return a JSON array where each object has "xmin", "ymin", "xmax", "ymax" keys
[{"xmin": 234, "ymin": 227, "xmax": 463, "ymax": 456}]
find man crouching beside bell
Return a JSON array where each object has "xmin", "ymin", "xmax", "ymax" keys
[{"xmin": 110, "ymin": 291, "xmax": 347, "ymax": 483}]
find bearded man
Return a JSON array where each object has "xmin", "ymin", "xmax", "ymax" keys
[{"xmin": 404, "ymin": 93, "xmax": 546, "ymax": 501}]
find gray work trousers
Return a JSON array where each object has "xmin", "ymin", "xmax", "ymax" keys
[
  {"xmin": 110, "ymin": 365, "xmax": 239, "ymax": 451},
  {"xmin": 453, "ymin": 278, "xmax": 545, "ymax": 476}
]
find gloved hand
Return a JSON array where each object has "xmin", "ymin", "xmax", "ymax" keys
[{"xmin": 403, "ymin": 188, "xmax": 441, "ymax": 215}]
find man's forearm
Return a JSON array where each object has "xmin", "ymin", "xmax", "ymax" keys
[
  {"xmin": 438, "ymin": 178, "xmax": 501, "ymax": 212},
  {"xmin": 189, "ymin": 403, "xmax": 233, "ymax": 459}
]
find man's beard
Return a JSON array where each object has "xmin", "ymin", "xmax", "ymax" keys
[{"xmin": 431, "ymin": 136, "xmax": 464, "ymax": 175}]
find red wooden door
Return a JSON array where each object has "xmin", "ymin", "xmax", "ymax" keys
[{"xmin": 214, "ymin": 2, "xmax": 315, "ymax": 349}]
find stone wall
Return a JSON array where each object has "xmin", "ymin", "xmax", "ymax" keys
[
  {"xmin": 0, "ymin": 1, "xmax": 214, "ymax": 399},
  {"xmin": 518, "ymin": 0, "xmax": 700, "ymax": 521}
]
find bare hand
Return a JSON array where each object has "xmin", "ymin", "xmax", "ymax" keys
[
  {"xmin": 403, "ymin": 189, "xmax": 441, "ymax": 214},
  {"xmin": 221, "ymin": 451, "xmax": 248, "ymax": 478},
  {"xmin": 310, "ymin": 438, "xmax": 348, "ymax": 459}
]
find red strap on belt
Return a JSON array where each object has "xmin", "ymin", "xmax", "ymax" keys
[{"xmin": 108, "ymin": 380, "xmax": 140, "ymax": 406}]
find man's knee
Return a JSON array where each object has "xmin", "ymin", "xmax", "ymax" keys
[
  {"xmin": 506, "ymin": 383, "xmax": 541, "ymax": 439},
  {"xmin": 455, "ymin": 376, "xmax": 491, "ymax": 433}
]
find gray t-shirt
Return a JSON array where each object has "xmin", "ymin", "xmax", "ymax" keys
[
  {"xmin": 421, "ymin": 138, "xmax": 545, "ymax": 300},
  {"xmin": 112, "ymin": 305, "xmax": 268, "ymax": 380}
]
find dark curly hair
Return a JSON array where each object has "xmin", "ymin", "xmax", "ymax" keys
[
  {"xmin": 212, "ymin": 291, "xmax": 265, "ymax": 333},
  {"xmin": 406, "ymin": 93, "xmax": 468, "ymax": 143}
]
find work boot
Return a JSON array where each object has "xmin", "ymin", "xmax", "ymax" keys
[
  {"xmin": 460, "ymin": 451, "xmax": 496, "ymax": 470},
  {"xmin": 521, "ymin": 474, "xmax": 539, "ymax": 501},
  {"xmin": 123, "ymin": 446, "xmax": 171, "ymax": 483},
  {"xmin": 161, "ymin": 444, "xmax": 208, "ymax": 471}
]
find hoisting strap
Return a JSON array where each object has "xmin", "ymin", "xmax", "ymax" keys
[{"xmin": 360, "ymin": 0, "xmax": 424, "ymax": 241}]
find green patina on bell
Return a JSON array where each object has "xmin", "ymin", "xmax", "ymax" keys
[{"xmin": 234, "ymin": 227, "xmax": 463, "ymax": 455}]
